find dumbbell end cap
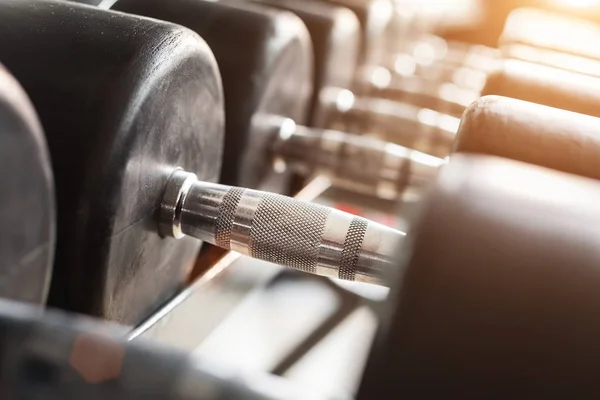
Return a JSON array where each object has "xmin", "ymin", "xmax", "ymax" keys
[{"xmin": 159, "ymin": 169, "xmax": 198, "ymax": 239}]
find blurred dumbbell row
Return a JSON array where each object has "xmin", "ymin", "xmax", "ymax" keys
[{"xmin": 2, "ymin": 0, "xmax": 600, "ymax": 398}]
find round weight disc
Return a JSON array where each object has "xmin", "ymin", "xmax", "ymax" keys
[
  {"xmin": 113, "ymin": 0, "xmax": 313, "ymax": 190},
  {"xmin": 0, "ymin": 0, "xmax": 224, "ymax": 324},
  {"xmin": 254, "ymin": 0, "xmax": 361, "ymax": 126},
  {"xmin": 483, "ymin": 59, "xmax": 600, "ymax": 118},
  {"xmin": 456, "ymin": 95, "xmax": 600, "ymax": 180},
  {"xmin": 323, "ymin": 0, "xmax": 394, "ymax": 67},
  {"xmin": 359, "ymin": 154, "xmax": 600, "ymax": 398},
  {"xmin": 0, "ymin": 64, "xmax": 54, "ymax": 305}
]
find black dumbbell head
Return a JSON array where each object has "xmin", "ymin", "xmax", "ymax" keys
[
  {"xmin": 323, "ymin": 0, "xmax": 394, "ymax": 67},
  {"xmin": 360, "ymin": 154, "xmax": 600, "ymax": 398},
  {"xmin": 0, "ymin": 64, "xmax": 55, "ymax": 305},
  {"xmin": 254, "ymin": 0, "xmax": 360, "ymax": 126},
  {"xmin": 483, "ymin": 59, "xmax": 600, "ymax": 118},
  {"xmin": 113, "ymin": 0, "xmax": 313, "ymax": 190},
  {"xmin": 456, "ymin": 95, "xmax": 600, "ymax": 181},
  {"xmin": 0, "ymin": 0, "xmax": 224, "ymax": 324}
]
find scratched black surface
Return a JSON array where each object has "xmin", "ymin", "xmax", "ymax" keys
[
  {"xmin": 0, "ymin": 64, "xmax": 55, "ymax": 305},
  {"xmin": 321, "ymin": 0, "xmax": 393, "ymax": 68},
  {"xmin": 0, "ymin": 0, "xmax": 224, "ymax": 324}
]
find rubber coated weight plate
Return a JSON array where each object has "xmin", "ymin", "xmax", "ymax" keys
[
  {"xmin": 359, "ymin": 154, "xmax": 600, "ymax": 398},
  {"xmin": 455, "ymin": 95, "xmax": 600, "ymax": 180},
  {"xmin": 252, "ymin": 0, "xmax": 360, "ymax": 126},
  {"xmin": 0, "ymin": 64, "xmax": 54, "ymax": 305},
  {"xmin": 321, "ymin": 0, "xmax": 394, "ymax": 68},
  {"xmin": 483, "ymin": 59, "xmax": 600, "ymax": 118},
  {"xmin": 0, "ymin": 0, "xmax": 224, "ymax": 324},
  {"xmin": 112, "ymin": 0, "xmax": 313, "ymax": 190}
]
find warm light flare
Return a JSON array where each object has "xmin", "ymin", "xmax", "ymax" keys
[
  {"xmin": 548, "ymin": 0, "xmax": 600, "ymax": 8},
  {"xmin": 502, "ymin": 8, "xmax": 600, "ymax": 62}
]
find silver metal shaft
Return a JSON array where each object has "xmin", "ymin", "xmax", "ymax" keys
[
  {"xmin": 159, "ymin": 170, "xmax": 403, "ymax": 286},
  {"xmin": 272, "ymin": 118, "xmax": 444, "ymax": 200},
  {"xmin": 386, "ymin": 37, "xmax": 500, "ymax": 76},
  {"xmin": 362, "ymin": 69, "xmax": 480, "ymax": 117},
  {"xmin": 317, "ymin": 87, "xmax": 459, "ymax": 158}
]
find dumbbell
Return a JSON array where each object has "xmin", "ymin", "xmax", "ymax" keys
[
  {"xmin": 381, "ymin": 8, "xmax": 600, "ymax": 120},
  {"xmin": 321, "ymin": 6, "xmax": 496, "ymax": 118},
  {"xmin": 236, "ymin": 0, "xmax": 464, "ymax": 153},
  {"xmin": 360, "ymin": 1, "xmax": 499, "ymax": 106},
  {"xmin": 105, "ymin": 0, "xmax": 454, "ymax": 188},
  {"xmin": 456, "ymin": 95, "xmax": 600, "ymax": 181},
  {"xmin": 296, "ymin": 89, "xmax": 600, "ymax": 200},
  {"xmin": 313, "ymin": 0, "xmax": 489, "ymax": 79},
  {"xmin": 90, "ymin": 0, "xmax": 316, "ymax": 190},
  {"xmin": 95, "ymin": 0, "xmax": 428, "ymax": 190},
  {"xmin": 385, "ymin": 35, "xmax": 500, "ymax": 78},
  {"xmin": 359, "ymin": 153, "xmax": 600, "ymax": 398},
  {"xmin": 0, "ymin": 64, "xmax": 55, "ymax": 305},
  {"xmin": 258, "ymin": 0, "xmax": 492, "ymax": 118},
  {"xmin": 87, "ymin": 1, "xmax": 444, "ymax": 200},
  {"xmin": 1, "ymin": 0, "xmax": 403, "ymax": 324},
  {"xmin": 482, "ymin": 59, "xmax": 600, "ymax": 118},
  {"xmin": 229, "ymin": 2, "xmax": 455, "ymax": 197},
  {"xmin": 380, "ymin": 41, "xmax": 600, "ymax": 122},
  {"xmin": 360, "ymin": 63, "xmax": 483, "ymax": 118},
  {"xmin": 381, "ymin": 46, "xmax": 600, "ymax": 123},
  {"xmin": 212, "ymin": 0, "xmax": 476, "ymax": 127},
  {"xmin": 314, "ymin": 0, "xmax": 487, "ymax": 74},
  {"xmin": 296, "ymin": 91, "xmax": 600, "ymax": 199},
  {"xmin": 0, "ymin": 0, "xmax": 224, "ymax": 323},
  {"xmin": 96, "ymin": 0, "xmax": 432, "ymax": 200},
  {"xmin": 311, "ymin": 0, "xmax": 395, "ymax": 69},
  {"xmin": 477, "ymin": 8, "xmax": 600, "ymax": 117}
]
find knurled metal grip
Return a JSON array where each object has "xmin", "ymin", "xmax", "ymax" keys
[
  {"xmin": 340, "ymin": 217, "xmax": 369, "ymax": 281},
  {"xmin": 250, "ymin": 194, "xmax": 330, "ymax": 275},
  {"xmin": 159, "ymin": 170, "xmax": 402, "ymax": 285},
  {"xmin": 214, "ymin": 187, "xmax": 245, "ymax": 248}
]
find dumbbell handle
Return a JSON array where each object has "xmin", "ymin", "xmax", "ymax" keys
[
  {"xmin": 272, "ymin": 118, "xmax": 444, "ymax": 200},
  {"xmin": 388, "ymin": 38, "xmax": 500, "ymax": 76},
  {"xmin": 159, "ymin": 170, "xmax": 403, "ymax": 285},
  {"xmin": 319, "ymin": 87, "xmax": 458, "ymax": 158}
]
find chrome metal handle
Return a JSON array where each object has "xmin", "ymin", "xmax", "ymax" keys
[
  {"xmin": 159, "ymin": 170, "xmax": 403, "ymax": 286},
  {"xmin": 272, "ymin": 118, "xmax": 444, "ymax": 200},
  {"xmin": 317, "ymin": 87, "xmax": 459, "ymax": 158}
]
